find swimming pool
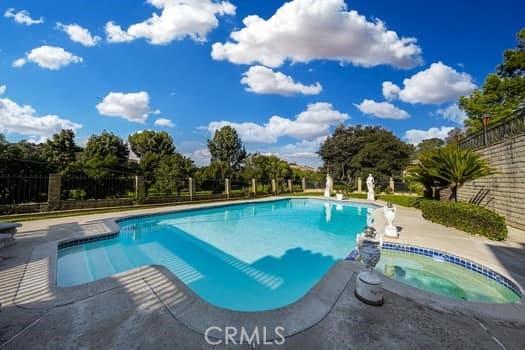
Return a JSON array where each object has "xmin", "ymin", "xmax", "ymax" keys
[{"xmin": 57, "ymin": 198, "xmax": 374, "ymax": 311}]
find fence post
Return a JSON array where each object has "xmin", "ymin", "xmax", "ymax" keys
[
  {"xmin": 357, "ymin": 177, "xmax": 362, "ymax": 193},
  {"xmin": 134, "ymin": 175, "xmax": 145, "ymax": 204},
  {"xmin": 252, "ymin": 178, "xmax": 257, "ymax": 196},
  {"xmin": 48, "ymin": 173, "xmax": 62, "ymax": 211},
  {"xmin": 389, "ymin": 177, "xmax": 395, "ymax": 193},
  {"xmin": 271, "ymin": 179, "xmax": 277, "ymax": 195},
  {"xmin": 225, "ymin": 178, "xmax": 229, "ymax": 199},
  {"xmin": 288, "ymin": 179, "xmax": 293, "ymax": 194},
  {"xmin": 188, "ymin": 177, "xmax": 194, "ymax": 201},
  {"xmin": 302, "ymin": 178, "xmax": 306, "ymax": 192}
]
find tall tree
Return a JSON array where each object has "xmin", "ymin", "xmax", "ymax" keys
[
  {"xmin": 207, "ymin": 126, "xmax": 246, "ymax": 179},
  {"xmin": 128, "ymin": 130, "xmax": 175, "ymax": 157},
  {"xmin": 150, "ymin": 153, "xmax": 195, "ymax": 195},
  {"xmin": 460, "ymin": 29, "xmax": 525, "ymax": 133},
  {"xmin": 81, "ymin": 131, "xmax": 129, "ymax": 178},
  {"xmin": 416, "ymin": 138, "xmax": 445, "ymax": 155},
  {"xmin": 128, "ymin": 130, "xmax": 176, "ymax": 179},
  {"xmin": 44, "ymin": 129, "xmax": 80, "ymax": 173},
  {"xmin": 319, "ymin": 125, "xmax": 414, "ymax": 185}
]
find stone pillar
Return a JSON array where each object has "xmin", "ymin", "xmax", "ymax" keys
[
  {"xmin": 302, "ymin": 178, "xmax": 306, "ymax": 192},
  {"xmin": 135, "ymin": 175, "xmax": 145, "ymax": 204},
  {"xmin": 271, "ymin": 179, "xmax": 277, "ymax": 195},
  {"xmin": 225, "ymin": 178, "xmax": 231, "ymax": 199},
  {"xmin": 389, "ymin": 177, "xmax": 395, "ymax": 193},
  {"xmin": 252, "ymin": 178, "xmax": 257, "ymax": 196},
  {"xmin": 357, "ymin": 177, "xmax": 362, "ymax": 193},
  {"xmin": 188, "ymin": 177, "xmax": 194, "ymax": 200},
  {"xmin": 48, "ymin": 173, "xmax": 62, "ymax": 211},
  {"xmin": 288, "ymin": 179, "xmax": 293, "ymax": 194}
]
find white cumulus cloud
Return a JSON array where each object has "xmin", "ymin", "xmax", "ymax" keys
[
  {"xmin": 355, "ymin": 99, "xmax": 409, "ymax": 119},
  {"xmin": 382, "ymin": 81, "xmax": 400, "ymax": 100},
  {"xmin": 105, "ymin": 0, "xmax": 236, "ymax": 45},
  {"xmin": 13, "ymin": 46, "xmax": 83, "ymax": 70},
  {"xmin": 0, "ymin": 96, "xmax": 82, "ymax": 140},
  {"xmin": 4, "ymin": 8, "xmax": 44, "ymax": 25},
  {"xmin": 391, "ymin": 62, "xmax": 476, "ymax": 104},
  {"xmin": 211, "ymin": 0, "xmax": 422, "ymax": 69},
  {"xmin": 154, "ymin": 118, "xmax": 175, "ymax": 128},
  {"xmin": 207, "ymin": 102, "xmax": 349, "ymax": 143},
  {"xmin": 404, "ymin": 126, "xmax": 455, "ymax": 145},
  {"xmin": 241, "ymin": 65, "xmax": 322, "ymax": 96},
  {"xmin": 56, "ymin": 23, "xmax": 101, "ymax": 46},
  {"xmin": 0, "ymin": 85, "xmax": 5, "ymax": 95},
  {"xmin": 435, "ymin": 103, "xmax": 467, "ymax": 125},
  {"xmin": 97, "ymin": 91, "xmax": 158, "ymax": 123}
]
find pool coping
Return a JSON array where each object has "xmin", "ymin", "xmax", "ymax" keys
[
  {"xmin": 14, "ymin": 196, "xmax": 525, "ymax": 335},
  {"xmin": 15, "ymin": 197, "xmax": 366, "ymax": 340}
]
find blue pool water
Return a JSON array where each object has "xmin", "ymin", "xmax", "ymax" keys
[{"xmin": 58, "ymin": 199, "xmax": 374, "ymax": 311}]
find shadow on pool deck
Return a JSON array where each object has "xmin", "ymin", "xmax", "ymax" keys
[{"xmin": 486, "ymin": 242, "xmax": 525, "ymax": 290}]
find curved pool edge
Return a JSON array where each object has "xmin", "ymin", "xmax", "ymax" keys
[
  {"xmin": 15, "ymin": 196, "xmax": 525, "ymax": 331},
  {"xmin": 15, "ymin": 196, "xmax": 361, "ymax": 340}
]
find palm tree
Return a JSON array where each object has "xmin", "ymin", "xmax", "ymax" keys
[
  {"xmin": 429, "ymin": 146, "xmax": 496, "ymax": 202},
  {"xmin": 407, "ymin": 151, "xmax": 448, "ymax": 199}
]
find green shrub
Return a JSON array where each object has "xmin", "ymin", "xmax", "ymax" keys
[
  {"xmin": 377, "ymin": 194, "xmax": 419, "ymax": 207},
  {"xmin": 418, "ymin": 200, "xmax": 507, "ymax": 241}
]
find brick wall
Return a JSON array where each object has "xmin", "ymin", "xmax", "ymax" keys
[{"xmin": 457, "ymin": 135, "xmax": 525, "ymax": 230}]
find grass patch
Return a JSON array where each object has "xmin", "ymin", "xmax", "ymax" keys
[
  {"xmin": 377, "ymin": 194, "xmax": 420, "ymax": 207},
  {"xmin": 345, "ymin": 193, "xmax": 368, "ymax": 199}
]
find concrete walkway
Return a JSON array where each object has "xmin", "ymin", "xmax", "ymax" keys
[{"xmin": 1, "ymin": 197, "xmax": 524, "ymax": 349}]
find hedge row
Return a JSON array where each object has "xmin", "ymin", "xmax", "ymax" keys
[{"xmin": 418, "ymin": 200, "xmax": 507, "ymax": 241}]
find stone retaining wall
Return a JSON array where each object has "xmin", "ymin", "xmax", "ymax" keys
[{"xmin": 457, "ymin": 134, "xmax": 525, "ymax": 229}]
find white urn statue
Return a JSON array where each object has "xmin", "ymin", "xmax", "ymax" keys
[
  {"xmin": 383, "ymin": 202, "xmax": 398, "ymax": 238},
  {"xmin": 355, "ymin": 226, "xmax": 384, "ymax": 305}
]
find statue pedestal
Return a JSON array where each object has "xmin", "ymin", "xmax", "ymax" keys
[
  {"xmin": 367, "ymin": 191, "xmax": 375, "ymax": 200},
  {"xmin": 336, "ymin": 193, "xmax": 343, "ymax": 200},
  {"xmin": 324, "ymin": 189, "xmax": 331, "ymax": 197},
  {"xmin": 355, "ymin": 271, "xmax": 384, "ymax": 306},
  {"xmin": 384, "ymin": 225, "xmax": 398, "ymax": 238}
]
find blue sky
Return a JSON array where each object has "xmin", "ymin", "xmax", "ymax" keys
[{"xmin": 0, "ymin": 0, "xmax": 523, "ymax": 167}]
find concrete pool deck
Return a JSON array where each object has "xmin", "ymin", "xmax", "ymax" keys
[{"xmin": 1, "ymin": 196, "xmax": 524, "ymax": 349}]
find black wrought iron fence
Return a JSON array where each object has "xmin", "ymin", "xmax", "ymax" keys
[
  {"xmin": 145, "ymin": 175, "xmax": 188, "ymax": 198},
  {"xmin": 255, "ymin": 180, "xmax": 272, "ymax": 194},
  {"xmin": 304, "ymin": 180, "xmax": 323, "ymax": 190},
  {"xmin": 459, "ymin": 114, "xmax": 525, "ymax": 149},
  {"xmin": 0, "ymin": 175, "xmax": 48, "ymax": 204},
  {"xmin": 61, "ymin": 175, "xmax": 135, "ymax": 200}
]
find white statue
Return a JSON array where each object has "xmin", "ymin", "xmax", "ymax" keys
[
  {"xmin": 366, "ymin": 174, "xmax": 375, "ymax": 200},
  {"xmin": 383, "ymin": 202, "xmax": 398, "ymax": 237},
  {"xmin": 324, "ymin": 174, "xmax": 333, "ymax": 197}
]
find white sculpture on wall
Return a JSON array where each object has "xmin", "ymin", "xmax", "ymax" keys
[
  {"xmin": 366, "ymin": 174, "xmax": 375, "ymax": 201},
  {"xmin": 383, "ymin": 202, "xmax": 398, "ymax": 237},
  {"xmin": 324, "ymin": 174, "xmax": 333, "ymax": 197}
]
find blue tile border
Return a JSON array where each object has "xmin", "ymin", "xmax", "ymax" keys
[
  {"xmin": 380, "ymin": 242, "xmax": 522, "ymax": 298},
  {"xmin": 58, "ymin": 232, "xmax": 119, "ymax": 250}
]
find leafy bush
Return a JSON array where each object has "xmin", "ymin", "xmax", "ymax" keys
[{"xmin": 418, "ymin": 200, "xmax": 507, "ymax": 241}]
